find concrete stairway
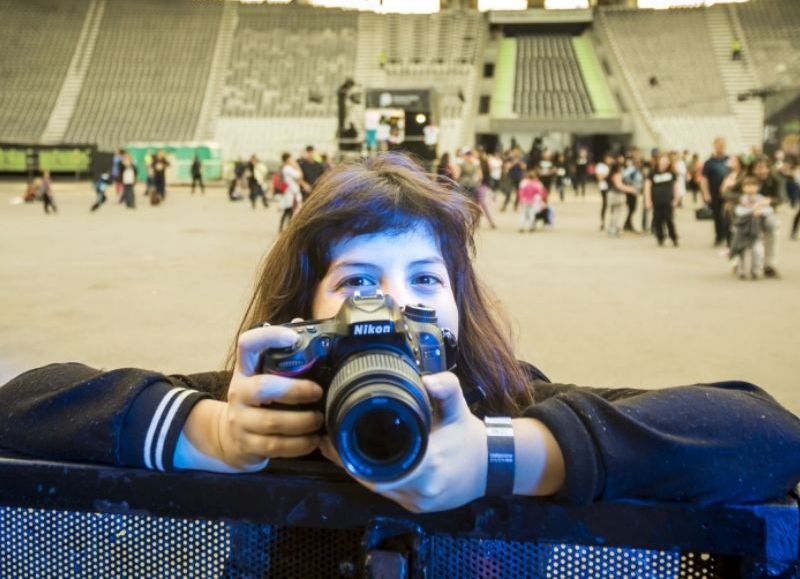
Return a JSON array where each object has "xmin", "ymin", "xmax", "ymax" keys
[
  {"xmin": 40, "ymin": 0, "xmax": 105, "ymax": 144},
  {"xmin": 195, "ymin": 0, "xmax": 238, "ymax": 142},
  {"xmin": 705, "ymin": 4, "xmax": 764, "ymax": 151}
]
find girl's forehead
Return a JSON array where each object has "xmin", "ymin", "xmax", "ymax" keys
[{"xmin": 327, "ymin": 226, "xmax": 443, "ymax": 265}]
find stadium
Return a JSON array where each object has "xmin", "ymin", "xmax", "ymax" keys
[{"xmin": 1, "ymin": 0, "xmax": 799, "ymax": 577}]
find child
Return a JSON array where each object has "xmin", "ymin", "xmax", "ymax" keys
[
  {"xmin": 1, "ymin": 153, "xmax": 799, "ymax": 514},
  {"xmin": 517, "ymin": 169, "xmax": 548, "ymax": 233},
  {"xmin": 90, "ymin": 172, "xmax": 112, "ymax": 212},
  {"xmin": 730, "ymin": 176, "xmax": 774, "ymax": 280}
]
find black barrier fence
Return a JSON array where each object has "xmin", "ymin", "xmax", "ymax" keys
[{"xmin": 0, "ymin": 454, "xmax": 797, "ymax": 578}]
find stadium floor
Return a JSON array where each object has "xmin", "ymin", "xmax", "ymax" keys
[{"xmin": 1, "ymin": 180, "xmax": 798, "ymax": 415}]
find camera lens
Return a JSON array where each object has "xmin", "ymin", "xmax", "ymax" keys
[
  {"xmin": 326, "ymin": 351, "xmax": 431, "ymax": 483},
  {"xmin": 352, "ymin": 409, "xmax": 412, "ymax": 464}
]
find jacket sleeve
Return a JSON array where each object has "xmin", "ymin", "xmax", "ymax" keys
[
  {"xmin": 0, "ymin": 363, "xmax": 231, "ymax": 471},
  {"xmin": 524, "ymin": 380, "xmax": 800, "ymax": 505}
]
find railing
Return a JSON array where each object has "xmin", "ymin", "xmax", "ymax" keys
[{"xmin": 0, "ymin": 453, "xmax": 797, "ymax": 578}]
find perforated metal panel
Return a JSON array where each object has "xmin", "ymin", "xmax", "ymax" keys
[
  {"xmin": 428, "ymin": 538, "xmax": 727, "ymax": 579},
  {"xmin": 0, "ymin": 505, "xmax": 732, "ymax": 578}
]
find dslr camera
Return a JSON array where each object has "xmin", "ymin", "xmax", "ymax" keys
[{"xmin": 259, "ymin": 290, "xmax": 457, "ymax": 483}]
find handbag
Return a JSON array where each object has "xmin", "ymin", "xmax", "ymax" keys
[{"xmin": 695, "ymin": 205, "xmax": 713, "ymax": 220}]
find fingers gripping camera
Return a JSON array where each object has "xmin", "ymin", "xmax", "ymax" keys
[{"xmin": 259, "ymin": 290, "xmax": 457, "ymax": 483}]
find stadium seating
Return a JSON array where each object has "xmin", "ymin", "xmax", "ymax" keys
[
  {"xmin": 63, "ymin": 0, "xmax": 221, "ymax": 150},
  {"xmin": 513, "ymin": 36, "xmax": 594, "ymax": 118},
  {"xmin": 735, "ymin": 0, "xmax": 800, "ymax": 88},
  {"xmin": 0, "ymin": 0, "xmax": 785, "ymax": 161},
  {"xmin": 600, "ymin": 7, "xmax": 728, "ymax": 117},
  {"xmin": 0, "ymin": 0, "xmax": 90, "ymax": 143},
  {"xmin": 220, "ymin": 5, "xmax": 358, "ymax": 119},
  {"xmin": 370, "ymin": 10, "xmax": 482, "ymax": 71}
]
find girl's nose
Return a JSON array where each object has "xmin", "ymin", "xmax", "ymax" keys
[{"xmin": 380, "ymin": 281, "xmax": 413, "ymax": 310}]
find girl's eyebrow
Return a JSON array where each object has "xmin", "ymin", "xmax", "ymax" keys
[
  {"xmin": 329, "ymin": 261, "xmax": 379, "ymax": 272},
  {"xmin": 329, "ymin": 257, "xmax": 445, "ymax": 271},
  {"xmin": 408, "ymin": 257, "xmax": 446, "ymax": 267}
]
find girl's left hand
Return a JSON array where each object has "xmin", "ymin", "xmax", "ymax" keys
[{"xmin": 319, "ymin": 372, "xmax": 488, "ymax": 513}]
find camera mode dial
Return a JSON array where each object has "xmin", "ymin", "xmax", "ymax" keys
[{"xmin": 403, "ymin": 304, "xmax": 437, "ymax": 323}]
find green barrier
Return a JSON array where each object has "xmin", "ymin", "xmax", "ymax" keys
[
  {"xmin": 39, "ymin": 149, "xmax": 91, "ymax": 172},
  {"xmin": 0, "ymin": 148, "xmax": 27, "ymax": 172},
  {"xmin": 491, "ymin": 38, "xmax": 517, "ymax": 119},
  {"xmin": 572, "ymin": 36, "xmax": 619, "ymax": 119}
]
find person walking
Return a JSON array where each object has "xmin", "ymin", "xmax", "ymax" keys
[
  {"xmin": 151, "ymin": 150, "xmax": 170, "ymax": 203},
  {"xmin": 503, "ymin": 148, "xmax": 525, "ymax": 212},
  {"xmin": 37, "ymin": 171, "xmax": 57, "ymax": 214},
  {"xmin": 574, "ymin": 147, "xmax": 589, "ymax": 198},
  {"xmin": 595, "ymin": 153, "xmax": 612, "ymax": 231},
  {"xmin": 111, "ymin": 149, "xmax": 123, "ymax": 201},
  {"xmin": 247, "ymin": 154, "xmax": 268, "ymax": 209},
  {"xmin": 279, "ymin": 153, "xmax": 304, "ymax": 232},
  {"xmin": 191, "ymin": 155, "xmax": 205, "ymax": 194},
  {"xmin": 644, "ymin": 153, "xmax": 679, "ymax": 247},
  {"xmin": 120, "ymin": 153, "xmax": 138, "ymax": 209},
  {"xmin": 622, "ymin": 153, "xmax": 643, "ymax": 233},
  {"xmin": 607, "ymin": 161, "xmax": 636, "ymax": 236},
  {"xmin": 455, "ymin": 149, "xmax": 482, "ymax": 203},
  {"xmin": 750, "ymin": 155, "xmax": 786, "ymax": 278},
  {"xmin": 298, "ymin": 146, "xmax": 325, "ymax": 199},
  {"xmin": 701, "ymin": 138, "xmax": 731, "ymax": 247},
  {"xmin": 90, "ymin": 172, "xmax": 112, "ymax": 212}
]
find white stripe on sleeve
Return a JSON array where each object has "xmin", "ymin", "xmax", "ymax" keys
[
  {"xmin": 143, "ymin": 388, "xmax": 185, "ymax": 469},
  {"xmin": 154, "ymin": 389, "xmax": 195, "ymax": 472}
]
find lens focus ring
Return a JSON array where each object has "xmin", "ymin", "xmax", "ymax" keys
[{"xmin": 328, "ymin": 351, "xmax": 421, "ymax": 404}]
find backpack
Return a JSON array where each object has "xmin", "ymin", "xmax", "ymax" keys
[{"xmin": 272, "ymin": 172, "xmax": 288, "ymax": 194}]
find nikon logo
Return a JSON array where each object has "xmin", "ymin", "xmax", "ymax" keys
[{"xmin": 351, "ymin": 322, "xmax": 393, "ymax": 336}]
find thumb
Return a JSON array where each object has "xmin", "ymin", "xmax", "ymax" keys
[{"xmin": 422, "ymin": 372, "xmax": 469, "ymax": 426}]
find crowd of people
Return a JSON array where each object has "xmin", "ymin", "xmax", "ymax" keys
[
  {"xmin": 432, "ymin": 136, "xmax": 799, "ymax": 280},
  {"xmin": 18, "ymin": 136, "xmax": 800, "ymax": 282}
]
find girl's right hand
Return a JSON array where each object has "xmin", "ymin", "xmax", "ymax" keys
[{"xmin": 182, "ymin": 325, "xmax": 324, "ymax": 472}]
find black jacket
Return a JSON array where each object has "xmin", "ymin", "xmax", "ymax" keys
[{"xmin": 1, "ymin": 363, "xmax": 799, "ymax": 505}]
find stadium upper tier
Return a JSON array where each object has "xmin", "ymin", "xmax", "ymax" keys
[
  {"xmin": 0, "ymin": 0, "xmax": 90, "ymax": 144},
  {"xmin": 600, "ymin": 7, "xmax": 728, "ymax": 117},
  {"xmin": 63, "ymin": 0, "xmax": 221, "ymax": 150},
  {"xmin": 0, "ymin": 0, "xmax": 782, "ymax": 157},
  {"xmin": 379, "ymin": 11, "xmax": 482, "ymax": 70},
  {"xmin": 735, "ymin": 0, "xmax": 800, "ymax": 88},
  {"xmin": 221, "ymin": 5, "xmax": 357, "ymax": 118},
  {"xmin": 513, "ymin": 36, "xmax": 594, "ymax": 119}
]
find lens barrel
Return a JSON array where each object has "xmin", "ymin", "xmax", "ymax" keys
[{"xmin": 326, "ymin": 351, "xmax": 431, "ymax": 483}]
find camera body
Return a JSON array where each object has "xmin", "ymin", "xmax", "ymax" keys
[{"xmin": 259, "ymin": 290, "xmax": 457, "ymax": 482}]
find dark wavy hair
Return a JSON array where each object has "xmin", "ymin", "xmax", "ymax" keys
[{"xmin": 227, "ymin": 152, "xmax": 533, "ymax": 415}]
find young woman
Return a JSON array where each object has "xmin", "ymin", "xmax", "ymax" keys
[
  {"xmin": 1, "ymin": 153, "xmax": 799, "ymax": 514},
  {"xmin": 606, "ymin": 160, "xmax": 636, "ymax": 236},
  {"xmin": 644, "ymin": 153, "xmax": 679, "ymax": 247}
]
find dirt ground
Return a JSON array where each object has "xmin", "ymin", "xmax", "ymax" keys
[{"xmin": 1, "ymin": 179, "xmax": 798, "ymax": 415}]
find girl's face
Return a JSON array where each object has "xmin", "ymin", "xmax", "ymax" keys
[{"xmin": 312, "ymin": 226, "xmax": 459, "ymax": 335}]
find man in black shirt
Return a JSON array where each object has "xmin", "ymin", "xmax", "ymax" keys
[
  {"xmin": 701, "ymin": 138, "xmax": 731, "ymax": 247},
  {"xmin": 298, "ymin": 146, "xmax": 325, "ymax": 199}
]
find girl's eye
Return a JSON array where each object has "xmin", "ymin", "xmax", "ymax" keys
[
  {"xmin": 412, "ymin": 274, "xmax": 443, "ymax": 287},
  {"xmin": 339, "ymin": 276, "xmax": 375, "ymax": 289}
]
